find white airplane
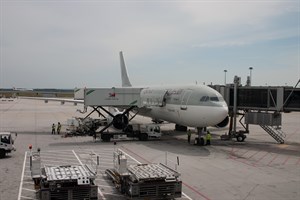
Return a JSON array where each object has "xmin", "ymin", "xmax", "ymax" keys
[
  {"xmin": 119, "ymin": 52, "xmax": 229, "ymax": 130},
  {"xmin": 13, "ymin": 87, "xmax": 33, "ymax": 91},
  {"xmin": 22, "ymin": 52, "xmax": 229, "ymax": 132}
]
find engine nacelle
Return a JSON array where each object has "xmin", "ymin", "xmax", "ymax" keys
[
  {"xmin": 112, "ymin": 113, "xmax": 129, "ymax": 130},
  {"xmin": 107, "ymin": 108, "xmax": 129, "ymax": 130},
  {"xmin": 215, "ymin": 116, "xmax": 229, "ymax": 128}
]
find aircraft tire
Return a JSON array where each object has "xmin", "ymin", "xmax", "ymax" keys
[
  {"xmin": 139, "ymin": 133, "xmax": 148, "ymax": 141},
  {"xmin": 0, "ymin": 149, "xmax": 5, "ymax": 158},
  {"xmin": 101, "ymin": 134, "xmax": 111, "ymax": 142},
  {"xmin": 175, "ymin": 124, "xmax": 187, "ymax": 132}
]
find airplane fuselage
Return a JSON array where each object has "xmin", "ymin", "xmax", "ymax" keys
[{"xmin": 138, "ymin": 85, "xmax": 228, "ymax": 128}]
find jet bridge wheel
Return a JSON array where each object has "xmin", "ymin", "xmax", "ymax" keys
[{"xmin": 236, "ymin": 134, "xmax": 246, "ymax": 142}]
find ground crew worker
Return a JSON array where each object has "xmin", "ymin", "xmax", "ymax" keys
[
  {"xmin": 57, "ymin": 122, "xmax": 61, "ymax": 135},
  {"xmin": 187, "ymin": 129, "xmax": 191, "ymax": 144},
  {"xmin": 206, "ymin": 131, "xmax": 211, "ymax": 145},
  {"xmin": 52, "ymin": 123, "xmax": 56, "ymax": 134}
]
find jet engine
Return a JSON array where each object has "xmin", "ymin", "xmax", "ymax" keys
[
  {"xmin": 215, "ymin": 116, "xmax": 229, "ymax": 128},
  {"xmin": 107, "ymin": 108, "xmax": 129, "ymax": 130},
  {"xmin": 112, "ymin": 113, "xmax": 129, "ymax": 129}
]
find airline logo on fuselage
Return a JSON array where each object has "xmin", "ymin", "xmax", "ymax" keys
[
  {"xmin": 106, "ymin": 92, "xmax": 118, "ymax": 100},
  {"xmin": 109, "ymin": 92, "xmax": 116, "ymax": 97}
]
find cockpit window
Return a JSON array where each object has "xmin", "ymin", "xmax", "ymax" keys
[
  {"xmin": 210, "ymin": 97, "xmax": 219, "ymax": 102},
  {"xmin": 200, "ymin": 96, "xmax": 209, "ymax": 102},
  {"xmin": 201, "ymin": 95, "xmax": 224, "ymax": 102},
  {"xmin": 218, "ymin": 96, "xmax": 225, "ymax": 102}
]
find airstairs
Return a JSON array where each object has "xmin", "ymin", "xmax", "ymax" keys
[
  {"xmin": 244, "ymin": 111, "xmax": 286, "ymax": 144},
  {"xmin": 260, "ymin": 125, "xmax": 286, "ymax": 144}
]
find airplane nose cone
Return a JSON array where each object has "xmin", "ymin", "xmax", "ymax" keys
[
  {"xmin": 222, "ymin": 105, "xmax": 229, "ymax": 117},
  {"xmin": 214, "ymin": 105, "xmax": 229, "ymax": 127}
]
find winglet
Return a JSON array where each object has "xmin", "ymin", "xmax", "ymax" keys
[{"xmin": 120, "ymin": 51, "xmax": 132, "ymax": 87}]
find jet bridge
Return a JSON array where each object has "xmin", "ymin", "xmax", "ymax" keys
[{"xmin": 212, "ymin": 80, "xmax": 300, "ymax": 143}]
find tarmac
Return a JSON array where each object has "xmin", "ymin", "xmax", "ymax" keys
[{"xmin": 0, "ymin": 98, "xmax": 299, "ymax": 200}]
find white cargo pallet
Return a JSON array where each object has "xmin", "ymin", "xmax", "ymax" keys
[
  {"xmin": 84, "ymin": 87, "xmax": 143, "ymax": 107},
  {"xmin": 127, "ymin": 163, "xmax": 180, "ymax": 182},
  {"xmin": 44, "ymin": 165, "xmax": 94, "ymax": 185}
]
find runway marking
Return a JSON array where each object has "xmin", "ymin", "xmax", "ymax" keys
[
  {"xmin": 18, "ymin": 151, "xmax": 27, "ymax": 200},
  {"xmin": 39, "ymin": 154, "xmax": 79, "ymax": 161},
  {"xmin": 120, "ymin": 146, "xmax": 194, "ymax": 200},
  {"xmin": 20, "ymin": 196, "xmax": 36, "ymax": 200},
  {"xmin": 253, "ymin": 151, "xmax": 270, "ymax": 166},
  {"xmin": 182, "ymin": 182, "xmax": 209, "ymax": 200},
  {"xmin": 22, "ymin": 181, "xmax": 34, "ymax": 185},
  {"xmin": 296, "ymin": 158, "xmax": 300, "ymax": 165},
  {"xmin": 72, "ymin": 150, "xmax": 84, "ymax": 165},
  {"xmin": 282, "ymin": 156, "xmax": 290, "ymax": 165},
  {"xmin": 285, "ymin": 128, "xmax": 300, "ymax": 140},
  {"xmin": 22, "ymin": 188, "xmax": 35, "ymax": 192},
  {"xmin": 72, "ymin": 150, "xmax": 106, "ymax": 200},
  {"xmin": 235, "ymin": 149, "xmax": 250, "ymax": 158},
  {"xmin": 224, "ymin": 148, "xmax": 257, "ymax": 167},
  {"xmin": 247, "ymin": 150, "xmax": 261, "ymax": 160},
  {"xmin": 232, "ymin": 158, "xmax": 255, "ymax": 167},
  {"xmin": 39, "ymin": 149, "xmax": 74, "ymax": 154},
  {"xmin": 40, "ymin": 159, "xmax": 79, "ymax": 165},
  {"xmin": 267, "ymin": 154, "xmax": 279, "ymax": 166}
]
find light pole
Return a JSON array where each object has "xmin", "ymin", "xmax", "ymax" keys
[
  {"xmin": 249, "ymin": 67, "xmax": 253, "ymax": 86},
  {"xmin": 224, "ymin": 69, "xmax": 227, "ymax": 85}
]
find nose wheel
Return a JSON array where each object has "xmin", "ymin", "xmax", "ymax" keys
[{"xmin": 236, "ymin": 133, "xmax": 246, "ymax": 142}]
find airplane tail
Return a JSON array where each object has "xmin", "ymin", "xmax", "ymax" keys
[{"xmin": 119, "ymin": 51, "xmax": 132, "ymax": 87}]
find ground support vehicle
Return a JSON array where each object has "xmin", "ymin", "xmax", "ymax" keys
[
  {"xmin": 100, "ymin": 124, "xmax": 162, "ymax": 142},
  {"xmin": 66, "ymin": 117, "xmax": 104, "ymax": 136},
  {"xmin": 0, "ymin": 132, "xmax": 16, "ymax": 158}
]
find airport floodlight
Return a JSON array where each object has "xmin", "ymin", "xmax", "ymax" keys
[
  {"xmin": 249, "ymin": 67, "xmax": 253, "ymax": 86},
  {"xmin": 224, "ymin": 70, "xmax": 228, "ymax": 85}
]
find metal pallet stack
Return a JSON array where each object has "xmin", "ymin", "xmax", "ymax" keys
[
  {"xmin": 127, "ymin": 163, "xmax": 182, "ymax": 199},
  {"xmin": 31, "ymin": 153, "xmax": 98, "ymax": 200},
  {"xmin": 106, "ymin": 150, "xmax": 182, "ymax": 199}
]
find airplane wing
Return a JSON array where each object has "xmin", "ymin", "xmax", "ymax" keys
[{"xmin": 19, "ymin": 96, "xmax": 84, "ymax": 104}]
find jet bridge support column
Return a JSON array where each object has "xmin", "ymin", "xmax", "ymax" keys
[{"xmin": 223, "ymin": 76, "xmax": 248, "ymax": 142}]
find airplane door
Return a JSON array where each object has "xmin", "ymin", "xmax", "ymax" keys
[{"xmin": 180, "ymin": 90, "xmax": 192, "ymax": 110}]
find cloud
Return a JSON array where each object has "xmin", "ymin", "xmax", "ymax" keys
[{"xmin": 0, "ymin": 0, "xmax": 299, "ymax": 87}]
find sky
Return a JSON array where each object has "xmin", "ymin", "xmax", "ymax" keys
[{"xmin": 0, "ymin": 0, "xmax": 299, "ymax": 88}]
